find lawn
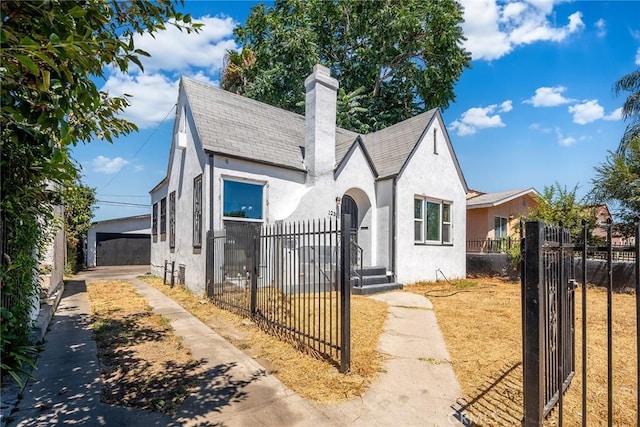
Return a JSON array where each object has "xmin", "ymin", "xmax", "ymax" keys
[
  {"xmin": 405, "ymin": 278, "xmax": 638, "ymax": 427},
  {"xmin": 87, "ymin": 280, "xmax": 205, "ymax": 415},
  {"xmin": 138, "ymin": 276, "xmax": 388, "ymax": 402}
]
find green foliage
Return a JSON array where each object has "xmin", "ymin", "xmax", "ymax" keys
[
  {"xmin": 614, "ymin": 68, "xmax": 639, "ymax": 154},
  {"xmin": 530, "ymin": 182, "xmax": 596, "ymax": 243},
  {"xmin": 227, "ymin": 0, "xmax": 471, "ymax": 132},
  {"xmin": 589, "ymin": 68, "xmax": 640, "ymax": 237},
  {"xmin": 590, "ymin": 136, "xmax": 640, "ymax": 236},
  {"xmin": 1, "ymin": 0, "xmax": 199, "ymax": 385},
  {"xmin": 63, "ymin": 182, "xmax": 96, "ymax": 272}
]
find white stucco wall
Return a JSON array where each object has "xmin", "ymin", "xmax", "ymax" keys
[
  {"xmin": 150, "ymin": 99, "xmax": 210, "ymax": 295},
  {"xmin": 394, "ymin": 118, "xmax": 467, "ymax": 284},
  {"xmin": 87, "ymin": 214, "xmax": 151, "ymax": 267}
]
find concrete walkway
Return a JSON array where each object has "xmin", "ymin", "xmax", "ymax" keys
[
  {"xmin": 317, "ymin": 292, "xmax": 462, "ymax": 426},
  {"xmin": 5, "ymin": 267, "xmax": 462, "ymax": 426}
]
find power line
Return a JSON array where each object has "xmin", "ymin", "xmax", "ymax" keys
[
  {"xmin": 97, "ymin": 194, "xmax": 148, "ymax": 198},
  {"xmin": 96, "ymin": 200, "xmax": 149, "ymax": 208},
  {"xmin": 98, "ymin": 103, "xmax": 176, "ymax": 191}
]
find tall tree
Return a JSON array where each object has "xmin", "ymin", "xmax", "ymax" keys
[
  {"xmin": 63, "ymin": 182, "xmax": 97, "ymax": 273},
  {"xmin": 226, "ymin": 0, "xmax": 471, "ymax": 132},
  {"xmin": 590, "ymin": 136, "xmax": 639, "ymax": 235},
  {"xmin": 590, "ymin": 69, "xmax": 640, "ymax": 235},
  {"xmin": 1, "ymin": 0, "xmax": 199, "ymax": 383},
  {"xmin": 614, "ymin": 68, "xmax": 640, "ymax": 154}
]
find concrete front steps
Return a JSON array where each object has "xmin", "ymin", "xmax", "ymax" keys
[{"xmin": 352, "ymin": 266, "xmax": 403, "ymax": 295}]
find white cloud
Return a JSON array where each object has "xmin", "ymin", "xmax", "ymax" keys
[
  {"xmin": 101, "ymin": 73, "xmax": 180, "ymax": 129},
  {"xmin": 529, "ymin": 123, "xmax": 552, "ymax": 133},
  {"xmin": 595, "ymin": 18, "xmax": 606, "ymax": 38},
  {"xmin": 604, "ymin": 107, "xmax": 622, "ymax": 121},
  {"xmin": 636, "ymin": 47, "xmax": 640, "ymax": 65},
  {"xmin": 460, "ymin": 0, "xmax": 585, "ymax": 61},
  {"xmin": 525, "ymin": 86, "xmax": 573, "ymax": 107},
  {"xmin": 92, "ymin": 156, "xmax": 129, "ymax": 174},
  {"xmin": 133, "ymin": 165, "xmax": 145, "ymax": 173},
  {"xmin": 499, "ymin": 100, "xmax": 513, "ymax": 112},
  {"xmin": 555, "ymin": 128, "xmax": 576, "ymax": 147},
  {"xmin": 450, "ymin": 101, "xmax": 512, "ymax": 136},
  {"xmin": 568, "ymin": 100, "xmax": 605, "ymax": 124},
  {"xmin": 128, "ymin": 15, "xmax": 238, "ymax": 74}
]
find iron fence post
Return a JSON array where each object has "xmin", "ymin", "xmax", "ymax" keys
[
  {"xmin": 205, "ymin": 231, "xmax": 213, "ymax": 298},
  {"xmin": 340, "ymin": 214, "xmax": 351, "ymax": 373},
  {"xmin": 523, "ymin": 221, "xmax": 545, "ymax": 426},
  {"xmin": 163, "ymin": 260, "xmax": 167, "ymax": 285},
  {"xmin": 171, "ymin": 261, "xmax": 175, "ymax": 288},
  {"xmin": 250, "ymin": 230, "xmax": 258, "ymax": 316}
]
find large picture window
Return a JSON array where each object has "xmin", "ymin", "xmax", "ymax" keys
[
  {"xmin": 160, "ymin": 197, "xmax": 166, "ymax": 241},
  {"xmin": 223, "ymin": 179, "xmax": 264, "ymax": 221},
  {"xmin": 169, "ymin": 191, "xmax": 176, "ymax": 249},
  {"xmin": 414, "ymin": 197, "xmax": 452, "ymax": 245},
  {"xmin": 193, "ymin": 175, "xmax": 202, "ymax": 247}
]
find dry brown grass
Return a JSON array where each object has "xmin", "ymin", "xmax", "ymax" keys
[
  {"xmin": 139, "ymin": 276, "xmax": 387, "ymax": 402},
  {"xmin": 87, "ymin": 280, "xmax": 204, "ymax": 414},
  {"xmin": 405, "ymin": 278, "xmax": 638, "ymax": 427}
]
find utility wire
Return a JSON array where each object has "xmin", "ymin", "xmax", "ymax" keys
[
  {"xmin": 98, "ymin": 103, "xmax": 176, "ymax": 192},
  {"xmin": 96, "ymin": 199, "xmax": 149, "ymax": 208},
  {"xmin": 97, "ymin": 194, "xmax": 148, "ymax": 198}
]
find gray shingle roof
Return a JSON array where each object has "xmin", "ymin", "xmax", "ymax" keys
[
  {"xmin": 467, "ymin": 188, "xmax": 539, "ymax": 208},
  {"xmin": 181, "ymin": 77, "xmax": 439, "ymax": 178},
  {"xmin": 362, "ymin": 109, "xmax": 437, "ymax": 179}
]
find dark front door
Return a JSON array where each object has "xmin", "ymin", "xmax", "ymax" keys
[
  {"xmin": 341, "ymin": 195, "xmax": 358, "ymax": 242},
  {"xmin": 96, "ymin": 233, "xmax": 150, "ymax": 266}
]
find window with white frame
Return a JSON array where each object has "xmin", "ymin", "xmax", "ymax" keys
[
  {"xmin": 223, "ymin": 179, "xmax": 264, "ymax": 222},
  {"xmin": 169, "ymin": 191, "xmax": 176, "ymax": 249},
  {"xmin": 494, "ymin": 216, "xmax": 508, "ymax": 239},
  {"xmin": 152, "ymin": 202, "xmax": 158, "ymax": 242},
  {"xmin": 414, "ymin": 197, "xmax": 453, "ymax": 244}
]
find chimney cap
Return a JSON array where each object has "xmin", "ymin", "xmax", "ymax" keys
[{"xmin": 305, "ymin": 63, "xmax": 338, "ymax": 91}]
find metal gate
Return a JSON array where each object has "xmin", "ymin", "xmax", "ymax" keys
[
  {"xmin": 205, "ymin": 215, "xmax": 352, "ymax": 372},
  {"xmin": 521, "ymin": 219, "xmax": 639, "ymax": 426}
]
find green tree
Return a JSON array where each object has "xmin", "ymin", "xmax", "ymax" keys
[
  {"xmin": 1, "ymin": 0, "xmax": 199, "ymax": 383},
  {"xmin": 226, "ymin": 0, "xmax": 471, "ymax": 133},
  {"xmin": 590, "ymin": 136, "xmax": 639, "ymax": 236},
  {"xmin": 614, "ymin": 68, "xmax": 639, "ymax": 154},
  {"xmin": 63, "ymin": 182, "xmax": 97, "ymax": 273},
  {"xmin": 530, "ymin": 182, "xmax": 597, "ymax": 243},
  {"xmin": 590, "ymin": 69, "xmax": 640, "ymax": 236}
]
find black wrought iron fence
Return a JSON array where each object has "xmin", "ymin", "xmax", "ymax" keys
[
  {"xmin": 521, "ymin": 219, "xmax": 639, "ymax": 426},
  {"xmin": 205, "ymin": 215, "xmax": 351, "ymax": 372}
]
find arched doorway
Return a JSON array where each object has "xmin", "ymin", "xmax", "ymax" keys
[{"xmin": 341, "ymin": 195, "xmax": 358, "ymax": 242}]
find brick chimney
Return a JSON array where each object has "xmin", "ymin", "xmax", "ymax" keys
[{"xmin": 304, "ymin": 64, "xmax": 338, "ymax": 183}]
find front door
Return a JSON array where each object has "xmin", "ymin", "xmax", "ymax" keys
[{"xmin": 341, "ymin": 195, "xmax": 358, "ymax": 242}]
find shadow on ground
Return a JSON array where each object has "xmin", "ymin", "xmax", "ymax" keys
[{"xmin": 451, "ymin": 362, "xmax": 523, "ymax": 426}]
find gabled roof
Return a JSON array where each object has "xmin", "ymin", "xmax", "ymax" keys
[
  {"xmin": 467, "ymin": 188, "xmax": 540, "ymax": 209},
  {"xmin": 362, "ymin": 109, "xmax": 438, "ymax": 179},
  {"xmin": 179, "ymin": 77, "xmax": 463, "ymax": 184}
]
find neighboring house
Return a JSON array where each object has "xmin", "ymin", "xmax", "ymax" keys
[
  {"xmin": 150, "ymin": 64, "xmax": 468, "ymax": 293},
  {"xmin": 590, "ymin": 204, "xmax": 635, "ymax": 246},
  {"xmin": 467, "ymin": 188, "xmax": 540, "ymax": 252},
  {"xmin": 86, "ymin": 214, "xmax": 151, "ymax": 267}
]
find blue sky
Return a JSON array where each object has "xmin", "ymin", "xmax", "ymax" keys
[{"xmin": 69, "ymin": 0, "xmax": 640, "ymax": 222}]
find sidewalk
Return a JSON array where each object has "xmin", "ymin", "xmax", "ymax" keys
[{"xmin": 4, "ymin": 267, "xmax": 462, "ymax": 426}]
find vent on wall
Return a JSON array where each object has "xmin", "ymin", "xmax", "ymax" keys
[{"xmin": 176, "ymin": 131, "xmax": 187, "ymax": 150}]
